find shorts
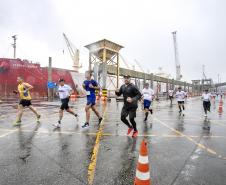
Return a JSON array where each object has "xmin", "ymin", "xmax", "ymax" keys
[
  {"xmin": 87, "ymin": 96, "xmax": 96, "ymax": 106},
  {"xmin": 121, "ymin": 106, "xmax": 137, "ymax": 120},
  {"xmin": 203, "ymin": 101, "xmax": 211, "ymax": 111},
  {"xmin": 19, "ymin": 99, "xmax": 32, "ymax": 107},
  {"xmin": 169, "ymin": 96, "xmax": 173, "ymax": 99},
  {"xmin": 177, "ymin": 101, "xmax": 184, "ymax": 105},
  {"xmin": 143, "ymin": 99, "xmax": 151, "ymax": 109},
  {"xmin": 60, "ymin": 98, "xmax": 70, "ymax": 110}
]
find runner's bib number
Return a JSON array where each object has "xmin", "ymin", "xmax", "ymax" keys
[{"xmin": 86, "ymin": 91, "xmax": 90, "ymax": 95}]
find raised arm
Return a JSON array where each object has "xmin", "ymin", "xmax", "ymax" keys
[
  {"xmin": 115, "ymin": 85, "xmax": 123, "ymax": 96},
  {"xmin": 23, "ymin": 82, "xmax": 33, "ymax": 91}
]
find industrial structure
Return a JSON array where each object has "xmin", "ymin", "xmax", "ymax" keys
[
  {"xmin": 172, "ymin": 31, "xmax": 182, "ymax": 81},
  {"xmin": 85, "ymin": 39, "xmax": 123, "ymax": 89},
  {"xmin": 0, "ymin": 36, "xmax": 225, "ymax": 100}
]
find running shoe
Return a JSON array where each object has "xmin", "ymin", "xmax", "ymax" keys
[
  {"xmin": 127, "ymin": 128, "xmax": 133, "ymax": 135},
  {"xmin": 149, "ymin": 109, "xmax": 153, "ymax": 114},
  {"xmin": 82, "ymin": 122, "xmax": 89, "ymax": 128},
  {"xmin": 37, "ymin": 114, "xmax": 41, "ymax": 122},
  {"xmin": 53, "ymin": 121, "xmax": 61, "ymax": 128},
  {"xmin": 98, "ymin": 117, "xmax": 103, "ymax": 125},
  {"xmin": 132, "ymin": 131, "xmax": 138, "ymax": 138},
  {"xmin": 182, "ymin": 111, "xmax": 185, "ymax": 116},
  {"xmin": 13, "ymin": 119, "xmax": 21, "ymax": 126}
]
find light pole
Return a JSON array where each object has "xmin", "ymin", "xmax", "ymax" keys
[{"xmin": 12, "ymin": 35, "xmax": 17, "ymax": 59}]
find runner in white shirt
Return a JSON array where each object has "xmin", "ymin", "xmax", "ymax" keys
[
  {"xmin": 168, "ymin": 89, "xmax": 174, "ymax": 104},
  {"xmin": 202, "ymin": 89, "xmax": 212, "ymax": 117},
  {"xmin": 175, "ymin": 87, "xmax": 186, "ymax": 116},
  {"xmin": 142, "ymin": 83, "xmax": 155, "ymax": 122},
  {"xmin": 53, "ymin": 78, "xmax": 78, "ymax": 128}
]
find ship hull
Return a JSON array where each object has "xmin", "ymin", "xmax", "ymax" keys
[{"xmin": 0, "ymin": 58, "xmax": 76, "ymax": 98}]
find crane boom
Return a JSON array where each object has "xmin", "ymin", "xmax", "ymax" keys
[
  {"xmin": 119, "ymin": 54, "xmax": 131, "ymax": 69},
  {"xmin": 134, "ymin": 59, "xmax": 145, "ymax": 72},
  {"xmin": 202, "ymin": 65, "xmax": 207, "ymax": 79},
  {"xmin": 63, "ymin": 33, "xmax": 81, "ymax": 72},
  {"xmin": 172, "ymin": 31, "xmax": 182, "ymax": 80}
]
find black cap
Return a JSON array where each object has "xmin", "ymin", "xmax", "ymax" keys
[
  {"xmin": 58, "ymin": 78, "xmax": 65, "ymax": 82},
  {"xmin": 123, "ymin": 75, "xmax": 131, "ymax": 78}
]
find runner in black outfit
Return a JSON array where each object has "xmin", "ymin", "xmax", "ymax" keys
[{"xmin": 115, "ymin": 75, "xmax": 142, "ymax": 138}]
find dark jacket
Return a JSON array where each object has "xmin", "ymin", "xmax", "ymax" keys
[{"xmin": 115, "ymin": 83, "xmax": 142, "ymax": 109}]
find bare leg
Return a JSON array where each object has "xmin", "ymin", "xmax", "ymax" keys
[
  {"xmin": 66, "ymin": 108, "xmax": 77, "ymax": 116},
  {"xmin": 59, "ymin": 109, "xmax": 63, "ymax": 122},
  {"xmin": 91, "ymin": 105, "xmax": 101, "ymax": 118},
  {"xmin": 178, "ymin": 104, "xmax": 182, "ymax": 112},
  {"xmin": 17, "ymin": 105, "xmax": 24, "ymax": 121},
  {"xmin": 144, "ymin": 108, "xmax": 149, "ymax": 120},
  {"xmin": 28, "ymin": 106, "xmax": 39, "ymax": 116},
  {"xmin": 85, "ymin": 105, "xmax": 92, "ymax": 123}
]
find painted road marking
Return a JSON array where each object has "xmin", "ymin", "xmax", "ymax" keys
[
  {"xmin": 0, "ymin": 110, "xmax": 66, "ymax": 139},
  {"xmin": 1, "ymin": 127, "xmax": 226, "ymax": 139},
  {"xmin": 0, "ymin": 123, "xmax": 37, "ymax": 138},
  {"xmin": 87, "ymin": 108, "xmax": 107, "ymax": 185},
  {"xmin": 154, "ymin": 117, "xmax": 226, "ymax": 160}
]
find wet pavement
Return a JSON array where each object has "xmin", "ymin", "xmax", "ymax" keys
[{"xmin": 0, "ymin": 97, "xmax": 226, "ymax": 185}]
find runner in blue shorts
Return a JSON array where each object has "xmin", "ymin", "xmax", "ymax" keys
[
  {"xmin": 142, "ymin": 83, "xmax": 155, "ymax": 122},
  {"xmin": 82, "ymin": 71, "xmax": 102, "ymax": 128}
]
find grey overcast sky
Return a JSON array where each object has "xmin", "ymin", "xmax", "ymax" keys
[{"xmin": 0, "ymin": 0, "xmax": 226, "ymax": 83}]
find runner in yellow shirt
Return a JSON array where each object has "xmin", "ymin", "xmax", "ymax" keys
[{"xmin": 13, "ymin": 76, "xmax": 41, "ymax": 126}]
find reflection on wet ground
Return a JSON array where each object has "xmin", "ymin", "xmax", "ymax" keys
[{"xmin": 0, "ymin": 97, "xmax": 226, "ymax": 185}]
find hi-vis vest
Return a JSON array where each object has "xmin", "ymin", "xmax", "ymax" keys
[{"xmin": 18, "ymin": 83, "xmax": 32, "ymax": 100}]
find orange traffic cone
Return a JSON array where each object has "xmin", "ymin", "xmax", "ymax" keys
[
  {"xmin": 101, "ymin": 96, "xmax": 107, "ymax": 101},
  {"xmin": 134, "ymin": 139, "xmax": 151, "ymax": 185},
  {"xmin": 70, "ymin": 94, "xmax": 76, "ymax": 102},
  {"xmin": 218, "ymin": 100, "xmax": 223, "ymax": 114}
]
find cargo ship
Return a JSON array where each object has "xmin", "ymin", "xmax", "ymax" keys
[{"xmin": 0, "ymin": 58, "xmax": 83, "ymax": 99}]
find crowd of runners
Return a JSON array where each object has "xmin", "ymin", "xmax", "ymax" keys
[{"xmin": 13, "ymin": 71, "xmax": 225, "ymax": 138}]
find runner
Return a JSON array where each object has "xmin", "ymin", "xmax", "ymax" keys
[
  {"xmin": 220, "ymin": 91, "xmax": 224, "ymax": 100},
  {"xmin": 53, "ymin": 78, "xmax": 78, "ymax": 128},
  {"xmin": 115, "ymin": 75, "xmax": 142, "ymax": 138},
  {"xmin": 184, "ymin": 90, "xmax": 188, "ymax": 103},
  {"xmin": 81, "ymin": 71, "xmax": 102, "ymax": 128},
  {"xmin": 201, "ymin": 89, "xmax": 212, "ymax": 117},
  {"xmin": 211, "ymin": 91, "xmax": 216, "ymax": 101},
  {"xmin": 175, "ymin": 86, "xmax": 186, "ymax": 116},
  {"xmin": 142, "ymin": 83, "xmax": 154, "ymax": 122},
  {"xmin": 13, "ymin": 76, "xmax": 41, "ymax": 126},
  {"xmin": 168, "ymin": 89, "xmax": 174, "ymax": 104}
]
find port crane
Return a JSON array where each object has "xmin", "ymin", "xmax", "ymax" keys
[{"xmin": 63, "ymin": 33, "xmax": 81, "ymax": 72}]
